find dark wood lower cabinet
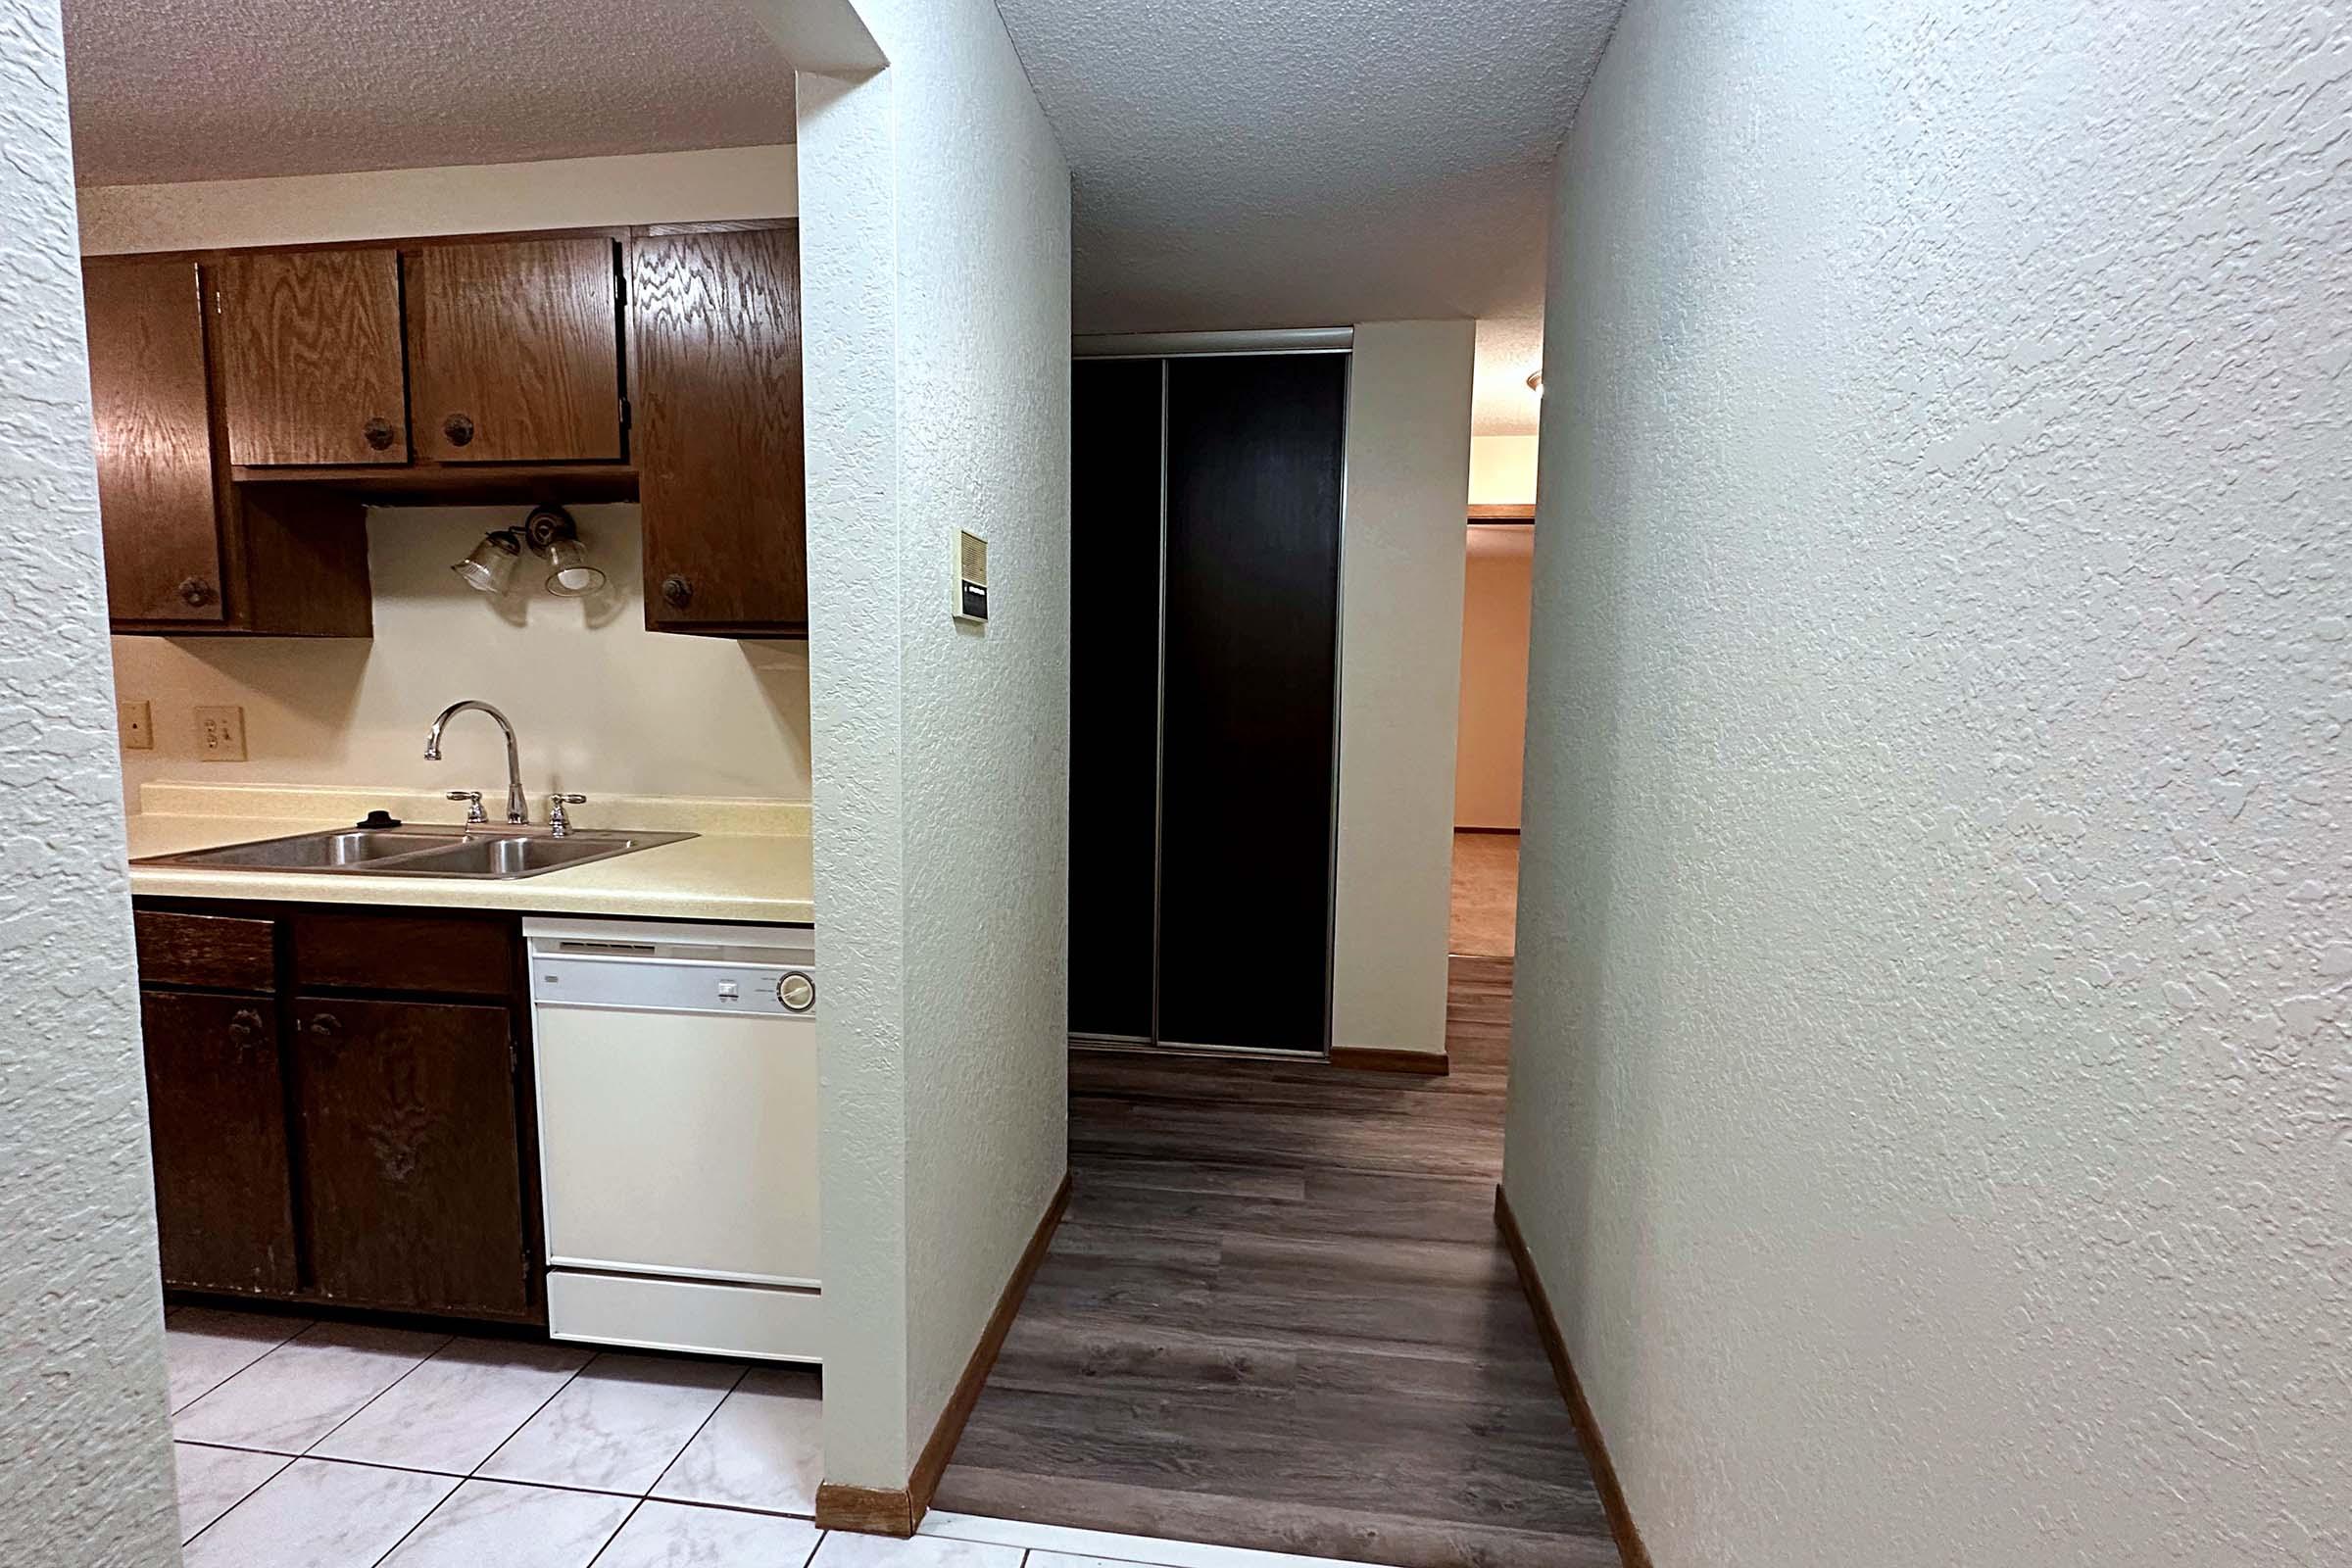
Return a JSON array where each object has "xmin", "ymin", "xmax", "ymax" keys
[
  {"xmin": 141, "ymin": 990, "xmax": 300, "ymax": 1296},
  {"xmin": 291, "ymin": 996, "xmax": 530, "ymax": 1318},
  {"xmin": 133, "ymin": 899, "xmax": 540, "ymax": 1326}
]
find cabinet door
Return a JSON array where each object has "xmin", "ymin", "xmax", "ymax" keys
[
  {"xmin": 632, "ymin": 225, "xmax": 806, "ymax": 631},
  {"xmin": 407, "ymin": 237, "xmax": 622, "ymax": 464},
  {"xmin": 217, "ymin": 248, "xmax": 408, "ymax": 466},
  {"xmin": 82, "ymin": 259, "xmax": 226, "ymax": 622},
  {"xmin": 141, "ymin": 991, "xmax": 299, "ymax": 1295},
  {"xmin": 291, "ymin": 996, "xmax": 530, "ymax": 1317}
]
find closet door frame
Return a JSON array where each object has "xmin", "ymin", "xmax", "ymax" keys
[{"xmin": 1069, "ymin": 333, "xmax": 1351, "ymax": 1060}]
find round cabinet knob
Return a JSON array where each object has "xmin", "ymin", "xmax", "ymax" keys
[
  {"xmin": 176, "ymin": 577, "xmax": 216, "ymax": 608},
  {"xmin": 776, "ymin": 972, "xmax": 815, "ymax": 1012},
  {"xmin": 661, "ymin": 575, "xmax": 693, "ymax": 610},
  {"xmin": 442, "ymin": 413, "xmax": 475, "ymax": 448},
  {"xmin": 363, "ymin": 416, "xmax": 396, "ymax": 451},
  {"xmin": 307, "ymin": 1013, "xmax": 342, "ymax": 1038},
  {"xmin": 227, "ymin": 1008, "xmax": 264, "ymax": 1048}
]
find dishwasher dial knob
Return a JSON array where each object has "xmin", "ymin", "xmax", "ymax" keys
[{"xmin": 777, "ymin": 972, "xmax": 815, "ymax": 1012}]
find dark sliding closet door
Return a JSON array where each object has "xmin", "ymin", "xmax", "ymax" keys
[
  {"xmin": 1067, "ymin": 359, "xmax": 1165, "ymax": 1041},
  {"xmin": 1156, "ymin": 355, "xmax": 1348, "ymax": 1053}
]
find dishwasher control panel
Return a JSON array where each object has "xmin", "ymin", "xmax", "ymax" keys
[{"xmin": 523, "ymin": 918, "xmax": 815, "ymax": 1019}]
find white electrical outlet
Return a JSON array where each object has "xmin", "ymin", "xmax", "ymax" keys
[
  {"xmin": 194, "ymin": 705, "xmax": 246, "ymax": 761},
  {"xmin": 119, "ymin": 700, "xmax": 153, "ymax": 751}
]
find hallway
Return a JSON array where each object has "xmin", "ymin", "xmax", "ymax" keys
[
  {"xmin": 933, "ymin": 958, "xmax": 1615, "ymax": 1568},
  {"xmin": 1448, "ymin": 832, "xmax": 1519, "ymax": 957}
]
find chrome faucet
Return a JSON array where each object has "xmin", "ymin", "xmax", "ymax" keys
[{"xmin": 423, "ymin": 701, "xmax": 529, "ymax": 824}]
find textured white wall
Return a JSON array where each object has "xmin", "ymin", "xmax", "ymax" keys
[
  {"xmin": 111, "ymin": 508, "xmax": 811, "ymax": 804},
  {"xmin": 77, "ymin": 144, "xmax": 797, "ymax": 254},
  {"xmin": 1332, "ymin": 321, "xmax": 1476, "ymax": 1057},
  {"xmin": 1503, "ymin": 2, "xmax": 2352, "ymax": 1565},
  {"xmin": 789, "ymin": 0, "xmax": 1071, "ymax": 1491},
  {"xmin": 0, "ymin": 0, "xmax": 180, "ymax": 1562},
  {"xmin": 1468, "ymin": 433, "xmax": 1538, "ymax": 505}
]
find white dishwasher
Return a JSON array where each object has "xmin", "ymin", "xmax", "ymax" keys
[{"xmin": 525, "ymin": 916, "xmax": 821, "ymax": 1363}]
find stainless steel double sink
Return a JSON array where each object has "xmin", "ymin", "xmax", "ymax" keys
[{"xmin": 135, "ymin": 824, "xmax": 696, "ymax": 880}]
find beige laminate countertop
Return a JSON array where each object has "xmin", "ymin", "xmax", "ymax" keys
[{"xmin": 124, "ymin": 787, "xmax": 812, "ymax": 926}]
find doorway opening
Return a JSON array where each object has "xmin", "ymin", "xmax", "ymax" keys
[{"xmin": 1450, "ymin": 519, "xmax": 1533, "ymax": 957}]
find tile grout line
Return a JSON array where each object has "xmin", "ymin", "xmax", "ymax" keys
[
  {"xmin": 582, "ymin": 1497, "xmax": 650, "ymax": 1568},
  {"xmin": 227, "ymin": 1449, "xmax": 656, "ymax": 1500},
  {"xmin": 179, "ymin": 1341, "xmax": 814, "ymax": 1564},
  {"xmin": 361, "ymin": 1467, "xmax": 466, "ymax": 1568},
  {"xmin": 180, "ymin": 1441, "xmax": 831, "ymax": 1520},
  {"xmin": 166, "ymin": 1314, "xmax": 316, "ymax": 1416},
  {"xmin": 170, "ymin": 1446, "xmax": 294, "ymax": 1554},
  {"xmin": 298, "ymin": 1328, "xmax": 456, "ymax": 1460},
  {"xmin": 465, "ymin": 1347, "xmax": 598, "ymax": 1482},
  {"xmin": 642, "ymin": 1360, "xmax": 755, "ymax": 1501}
]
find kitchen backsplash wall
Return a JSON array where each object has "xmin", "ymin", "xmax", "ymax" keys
[{"xmin": 110, "ymin": 505, "xmax": 812, "ymax": 805}]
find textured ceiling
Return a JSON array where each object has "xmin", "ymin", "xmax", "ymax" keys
[
  {"xmin": 62, "ymin": 0, "xmax": 797, "ymax": 186},
  {"xmin": 1474, "ymin": 316, "xmax": 1545, "ymax": 436},
  {"xmin": 994, "ymin": 0, "xmax": 1620, "ymax": 433}
]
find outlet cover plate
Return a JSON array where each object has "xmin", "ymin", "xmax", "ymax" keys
[
  {"xmin": 194, "ymin": 705, "xmax": 246, "ymax": 761},
  {"xmin": 119, "ymin": 700, "xmax": 153, "ymax": 751}
]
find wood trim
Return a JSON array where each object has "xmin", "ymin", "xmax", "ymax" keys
[
  {"xmin": 1329, "ymin": 1046, "xmax": 1450, "ymax": 1076},
  {"xmin": 810, "ymin": 1484, "xmax": 915, "ymax": 1537},
  {"xmin": 86, "ymin": 222, "xmax": 786, "ymax": 269},
  {"xmin": 1452, "ymin": 824, "xmax": 1522, "ymax": 835},
  {"xmin": 815, "ymin": 1169, "xmax": 1074, "ymax": 1538},
  {"xmin": 231, "ymin": 462, "xmax": 638, "ymax": 504},
  {"xmin": 1495, "ymin": 1186, "xmax": 1653, "ymax": 1568},
  {"xmin": 1469, "ymin": 502, "xmax": 1536, "ymax": 522}
]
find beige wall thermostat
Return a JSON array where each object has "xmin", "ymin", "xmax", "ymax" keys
[{"xmin": 955, "ymin": 529, "xmax": 989, "ymax": 623}]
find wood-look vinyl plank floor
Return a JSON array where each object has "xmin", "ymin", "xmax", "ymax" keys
[{"xmin": 933, "ymin": 956, "xmax": 1619, "ymax": 1568}]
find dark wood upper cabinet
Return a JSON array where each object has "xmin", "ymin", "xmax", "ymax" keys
[
  {"xmin": 291, "ymin": 995, "xmax": 531, "ymax": 1318},
  {"xmin": 82, "ymin": 258, "xmax": 226, "ymax": 623},
  {"xmin": 83, "ymin": 258, "xmax": 373, "ymax": 637},
  {"xmin": 217, "ymin": 248, "xmax": 408, "ymax": 466},
  {"xmin": 141, "ymin": 989, "xmax": 300, "ymax": 1297},
  {"xmin": 91, "ymin": 222, "xmax": 805, "ymax": 638},
  {"xmin": 406, "ymin": 237, "xmax": 624, "ymax": 465},
  {"xmin": 631, "ymin": 224, "xmax": 807, "ymax": 634}
]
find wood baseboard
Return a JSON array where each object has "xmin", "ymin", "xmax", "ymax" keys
[
  {"xmin": 1452, "ymin": 824, "xmax": 1521, "ymax": 835},
  {"xmin": 1328, "ymin": 1046, "xmax": 1450, "ymax": 1076},
  {"xmin": 1468, "ymin": 502, "xmax": 1536, "ymax": 522},
  {"xmin": 811, "ymin": 1483, "xmax": 915, "ymax": 1537},
  {"xmin": 1494, "ymin": 1186, "xmax": 1653, "ymax": 1568},
  {"xmin": 815, "ymin": 1170, "xmax": 1074, "ymax": 1538}
]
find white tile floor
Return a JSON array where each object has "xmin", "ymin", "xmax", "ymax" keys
[{"xmin": 167, "ymin": 1306, "xmax": 1404, "ymax": 1568}]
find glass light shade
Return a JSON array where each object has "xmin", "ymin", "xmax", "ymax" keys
[
  {"xmin": 543, "ymin": 536, "xmax": 608, "ymax": 597},
  {"xmin": 452, "ymin": 530, "xmax": 522, "ymax": 594}
]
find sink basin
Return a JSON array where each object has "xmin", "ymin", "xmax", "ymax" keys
[
  {"xmin": 391, "ymin": 834, "xmax": 656, "ymax": 877},
  {"xmin": 149, "ymin": 829, "xmax": 470, "ymax": 869},
  {"xmin": 135, "ymin": 825, "xmax": 696, "ymax": 880}
]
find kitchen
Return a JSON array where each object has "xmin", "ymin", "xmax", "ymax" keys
[
  {"xmin": 28, "ymin": 0, "xmax": 1076, "ymax": 1563},
  {"xmin": 99, "ymin": 155, "xmax": 847, "ymax": 1561}
]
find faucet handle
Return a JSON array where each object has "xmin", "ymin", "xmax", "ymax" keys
[
  {"xmin": 445, "ymin": 789, "xmax": 487, "ymax": 823},
  {"xmin": 547, "ymin": 793, "xmax": 588, "ymax": 836}
]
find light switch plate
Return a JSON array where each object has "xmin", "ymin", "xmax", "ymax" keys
[
  {"xmin": 118, "ymin": 700, "xmax": 153, "ymax": 751},
  {"xmin": 194, "ymin": 705, "xmax": 246, "ymax": 761},
  {"xmin": 955, "ymin": 529, "xmax": 989, "ymax": 623}
]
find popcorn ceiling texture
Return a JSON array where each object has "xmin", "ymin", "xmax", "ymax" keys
[
  {"xmin": 1503, "ymin": 1, "xmax": 2352, "ymax": 1563},
  {"xmin": 991, "ymin": 0, "xmax": 1620, "ymax": 335},
  {"xmin": 791, "ymin": 0, "xmax": 1071, "ymax": 1489},
  {"xmin": 0, "ymin": 1, "xmax": 179, "ymax": 1562},
  {"xmin": 63, "ymin": 0, "xmax": 797, "ymax": 184}
]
